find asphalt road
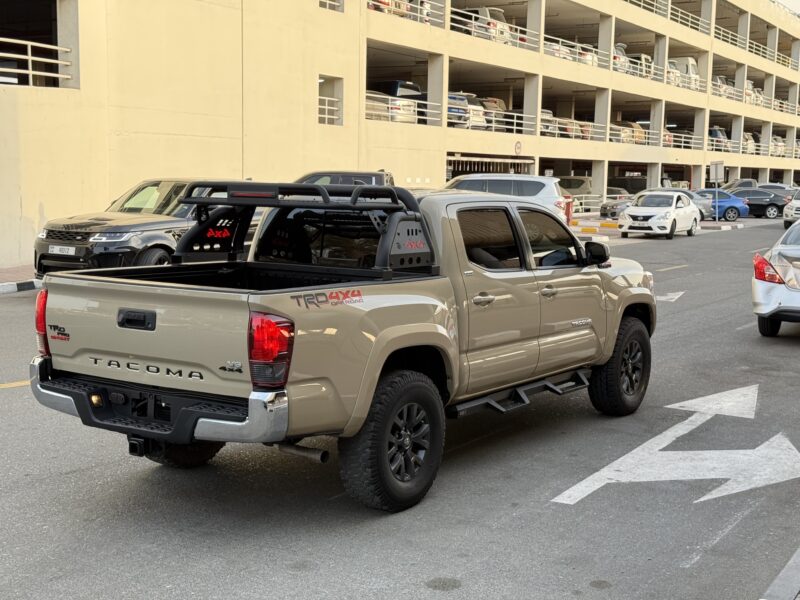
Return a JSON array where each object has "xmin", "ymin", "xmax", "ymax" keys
[{"xmin": 1, "ymin": 220, "xmax": 799, "ymax": 600}]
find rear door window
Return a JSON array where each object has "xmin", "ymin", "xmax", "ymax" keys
[
  {"xmin": 485, "ymin": 180, "xmax": 514, "ymax": 195},
  {"xmin": 457, "ymin": 209, "xmax": 522, "ymax": 270}
]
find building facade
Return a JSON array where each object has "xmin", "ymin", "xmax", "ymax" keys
[{"xmin": 2, "ymin": 0, "xmax": 800, "ymax": 266}]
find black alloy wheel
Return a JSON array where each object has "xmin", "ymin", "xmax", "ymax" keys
[
  {"xmin": 619, "ymin": 340, "xmax": 644, "ymax": 397},
  {"xmin": 387, "ymin": 403, "xmax": 431, "ymax": 483}
]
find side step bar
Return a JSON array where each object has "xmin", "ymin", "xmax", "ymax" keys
[{"xmin": 446, "ymin": 369, "xmax": 591, "ymax": 419}]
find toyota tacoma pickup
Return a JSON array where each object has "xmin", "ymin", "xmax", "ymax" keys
[{"xmin": 31, "ymin": 182, "xmax": 656, "ymax": 512}]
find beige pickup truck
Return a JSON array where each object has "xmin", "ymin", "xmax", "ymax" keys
[{"xmin": 31, "ymin": 182, "xmax": 656, "ymax": 512}]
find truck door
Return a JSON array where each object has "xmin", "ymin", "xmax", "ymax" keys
[
  {"xmin": 447, "ymin": 204, "xmax": 541, "ymax": 395},
  {"xmin": 512, "ymin": 206, "xmax": 607, "ymax": 375}
]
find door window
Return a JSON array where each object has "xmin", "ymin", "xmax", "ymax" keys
[
  {"xmin": 514, "ymin": 180, "xmax": 546, "ymax": 197},
  {"xmin": 485, "ymin": 180, "xmax": 514, "ymax": 195},
  {"xmin": 457, "ymin": 209, "xmax": 522, "ymax": 270},
  {"xmin": 518, "ymin": 210, "xmax": 579, "ymax": 268},
  {"xmin": 452, "ymin": 179, "xmax": 486, "ymax": 192}
]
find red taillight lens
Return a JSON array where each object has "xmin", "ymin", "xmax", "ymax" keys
[
  {"xmin": 248, "ymin": 313, "xmax": 294, "ymax": 388},
  {"xmin": 35, "ymin": 289, "xmax": 50, "ymax": 357},
  {"xmin": 554, "ymin": 200, "xmax": 566, "ymax": 211},
  {"xmin": 754, "ymin": 254, "xmax": 784, "ymax": 284}
]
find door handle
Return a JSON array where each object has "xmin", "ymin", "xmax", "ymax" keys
[
  {"xmin": 472, "ymin": 293, "xmax": 496, "ymax": 307},
  {"xmin": 541, "ymin": 285, "xmax": 558, "ymax": 299}
]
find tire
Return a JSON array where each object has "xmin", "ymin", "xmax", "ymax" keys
[
  {"xmin": 338, "ymin": 370, "xmax": 445, "ymax": 512},
  {"xmin": 724, "ymin": 208, "xmax": 740, "ymax": 222},
  {"xmin": 765, "ymin": 205, "xmax": 780, "ymax": 219},
  {"xmin": 687, "ymin": 219, "xmax": 697, "ymax": 236},
  {"xmin": 757, "ymin": 316, "xmax": 782, "ymax": 337},
  {"xmin": 588, "ymin": 317, "xmax": 651, "ymax": 416},
  {"xmin": 145, "ymin": 441, "xmax": 225, "ymax": 468},
  {"xmin": 785, "ymin": 221, "xmax": 793, "ymax": 230},
  {"xmin": 136, "ymin": 247, "xmax": 171, "ymax": 266},
  {"xmin": 665, "ymin": 220, "xmax": 676, "ymax": 240},
  {"xmin": 621, "ymin": 232, "xmax": 629, "ymax": 239},
  {"xmin": 699, "ymin": 211, "xmax": 705, "ymax": 221}
]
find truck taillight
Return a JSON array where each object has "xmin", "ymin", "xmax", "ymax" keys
[
  {"xmin": 35, "ymin": 289, "xmax": 50, "ymax": 357},
  {"xmin": 248, "ymin": 313, "xmax": 294, "ymax": 389},
  {"xmin": 753, "ymin": 254, "xmax": 784, "ymax": 284}
]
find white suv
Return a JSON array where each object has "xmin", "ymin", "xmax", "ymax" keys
[
  {"xmin": 619, "ymin": 190, "xmax": 701, "ymax": 239},
  {"xmin": 783, "ymin": 190, "xmax": 800, "ymax": 229},
  {"xmin": 444, "ymin": 174, "xmax": 567, "ymax": 220}
]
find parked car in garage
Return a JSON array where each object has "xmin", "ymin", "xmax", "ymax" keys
[
  {"xmin": 544, "ymin": 40, "xmax": 574, "ymax": 60},
  {"xmin": 712, "ymin": 75, "xmax": 736, "ymax": 98},
  {"xmin": 618, "ymin": 190, "xmax": 701, "ymax": 239},
  {"xmin": 611, "ymin": 121, "xmax": 646, "ymax": 144},
  {"xmin": 368, "ymin": 80, "xmax": 421, "ymax": 123},
  {"xmin": 445, "ymin": 174, "xmax": 568, "ymax": 220},
  {"xmin": 365, "ymin": 90, "xmax": 391, "ymax": 121},
  {"xmin": 463, "ymin": 93, "xmax": 489, "ymax": 129},
  {"xmin": 479, "ymin": 97, "xmax": 508, "ymax": 131},
  {"xmin": 627, "ymin": 53, "xmax": 653, "ymax": 78},
  {"xmin": 732, "ymin": 188, "xmax": 792, "ymax": 219},
  {"xmin": 752, "ymin": 223, "xmax": 800, "ymax": 336},
  {"xmin": 612, "ymin": 43, "xmax": 630, "ymax": 73},
  {"xmin": 575, "ymin": 44, "xmax": 600, "ymax": 66},
  {"xmin": 722, "ymin": 178, "xmax": 757, "ymax": 190},
  {"xmin": 708, "ymin": 125, "xmax": 732, "ymax": 151},
  {"xmin": 771, "ymin": 135, "xmax": 786, "ymax": 157},
  {"xmin": 447, "ymin": 92, "xmax": 470, "ymax": 127},
  {"xmin": 666, "ymin": 60, "xmax": 681, "ymax": 85},
  {"xmin": 539, "ymin": 109, "xmax": 559, "ymax": 136},
  {"xmin": 742, "ymin": 132, "xmax": 757, "ymax": 154},
  {"xmin": 452, "ymin": 6, "xmax": 512, "ymax": 43},
  {"xmin": 693, "ymin": 189, "xmax": 750, "ymax": 221},
  {"xmin": 671, "ymin": 57, "xmax": 701, "ymax": 90}
]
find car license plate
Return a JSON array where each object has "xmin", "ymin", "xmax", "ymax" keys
[{"xmin": 48, "ymin": 245, "xmax": 76, "ymax": 256}]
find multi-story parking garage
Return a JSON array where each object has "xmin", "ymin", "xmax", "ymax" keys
[{"xmin": 3, "ymin": 0, "xmax": 800, "ymax": 265}]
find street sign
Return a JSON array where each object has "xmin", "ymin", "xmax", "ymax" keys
[
  {"xmin": 710, "ymin": 161, "xmax": 724, "ymax": 183},
  {"xmin": 552, "ymin": 385, "xmax": 800, "ymax": 504}
]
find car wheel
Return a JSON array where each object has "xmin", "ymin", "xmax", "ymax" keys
[
  {"xmin": 757, "ymin": 316, "xmax": 782, "ymax": 337},
  {"xmin": 699, "ymin": 211, "xmax": 705, "ymax": 221},
  {"xmin": 785, "ymin": 221, "xmax": 793, "ymax": 230},
  {"xmin": 687, "ymin": 219, "xmax": 697, "ymax": 236},
  {"xmin": 621, "ymin": 232, "xmax": 629, "ymax": 239},
  {"xmin": 724, "ymin": 208, "xmax": 739, "ymax": 222},
  {"xmin": 665, "ymin": 220, "xmax": 676, "ymax": 240},
  {"xmin": 588, "ymin": 317, "xmax": 651, "ymax": 416},
  {"xmin": 145, "ymin": 441, "xmax": 225, "ymax": 468},
  {"xmin": 338, "ymin": 370, "xmax": 445, "ymax": 512},
  {"xmin": 765, "ymin": 205, "xmax": 780, "ymax": 219},
  {"xmin": 136, "ymin": 247, "xmax": 171, "ymax": 266}
]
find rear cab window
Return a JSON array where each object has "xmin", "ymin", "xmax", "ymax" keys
[{"xmin": 457, "ymin": 208, "xmax": 522, "ymax": 271}]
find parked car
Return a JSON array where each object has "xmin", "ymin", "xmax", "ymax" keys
[
  {"xmin": 612, "ymin": 43, "xmax": 630, "ymax": 73},
  {"xmin": 753, "ymin": 86, "xmax": 765, "ymax": 106},
  {"xmin": 731, "ymin": 188, "xmax": 793, "ymax": 219},
  {"xmin": 693, "ymin": 189, "xmax": 750, "ymax": 221},
  {"xmin": 575, "ymin": 44, "xmax": 600, "ymax": 66},
  {"xmin": 462, "ymin": 93, "xmax": 489, "ymax": 129},
  {"xmin": 742, "ymin": 132, "xmax": 757, "ymax": 154},
  {"xmin": 618, "ymin": 190, "xmax": 701, "ymax": 239},
  {"xmin": 600, "ymin": 188, "xmax": 633, "ymax": 218},
  {"xmin": 761, "ymin": 183, "xmax": 796, "ymax": 191},
  {"xmin": 365, "ymin": 90, "xmax": 391, "ymax": 121},
  {"xmin": 708, "ymin": 125, "xmax": 731, "ymax": 151},
  {"xmin": 445, "ymin": 174, "xmax": 568, "ymax": 220},
  {"xmin": 666, "ymin": 60, "xmax": 681, "ymax": 85},
  {"xmin": 744, "ymin": 80, "xmax": 765, "ymax": 105},
  {"xmin": 721, "ymin": 178, "xmax": 758, "ymax": 190},
  {"xmin": 297, "ymin": 170, "xmax": 395, "ymax": 186},
  {"xmin": 752, "ymin": 223, "xmax": 800, "ymax": 336},
  {"xmin": 609, "ymin": 176, "xmax": 648, "ymax": 195},
  {"xmin": 452, "ymin": 6, "xmax": 512, "ymax": 43},
  {"xmin": 668, "ymin": 128, "xmax": 696, "ymax": 148},
  {"xmin": 544, "ymin": 40, "xmax": 573, "ymax": 60},
  {"xmin": 479, "ymin": 97, "xmax": 508, "ymax": 131},
  {"xmin": 627, "ymin": 53, "xmax": 653, "ymax": 78},
  {"xmin": 671, "ymin": 57, "xmax": 701, "ymax": 90},
  {"xmin": 34, "ymin": 180, "xmax": 231, "ymax": 277},
  {"xmin": 611, "ymin": 121, "xmax": 646, "ymax": 144},
  {"xmin": 771, "ymin": 135, "xmax": 786, "ymax": 157},
  {"xmin": 559, "ymin": 176, "xmax": 593, "ymax": 197},
  {"xmin": 368, "ymin": 80, "xmax": 421, "ymax": 123},
  {"xmin": 783, "ymin": 189, "xmax": 800, "ymax": 228},
  {"xmin": 539, "ymin": 109, "xmax": 559, "ymax": 136},
  {"xmin": 712, "ymin": 75, "xmax": 735, "ymax": 98},
  {"xmin": 447, "ymin": 92, "xmax": 470, "ymax": 127}
]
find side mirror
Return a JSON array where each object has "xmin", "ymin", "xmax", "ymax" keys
[{"xmin": 585, "ymin": 241, "xmax": 610, "ymax": 266}]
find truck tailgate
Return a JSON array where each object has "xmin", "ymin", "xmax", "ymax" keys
[{"xmin": 44, "ymin": 275, "xmax": 253, "ymax": 398}]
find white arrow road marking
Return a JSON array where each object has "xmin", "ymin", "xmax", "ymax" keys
[
  {"xmin": 656, "ymin": 291, "xmax": 685, "ymax": 302},
  {"xmin": 552, "ymin": 385, "xmax": 800, "ymax": 504}
]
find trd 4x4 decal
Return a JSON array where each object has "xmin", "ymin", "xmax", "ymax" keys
[{"xmin": 290, "ymin": 289, "xmax": 364, "ymax": 309}]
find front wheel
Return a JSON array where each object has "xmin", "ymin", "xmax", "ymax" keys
[
  {"xmin": 765, "ymin": 205, "xmax": 780, "ymax": 219},
  {"xmin": 724, "ymin": 208, "xmax": 740, "ymax": 222},
  {"xmin": 785, "ymin": 221, "xmax": 793, "ymax": 230},
  {"xmin": 665, "ymin": 220, "xmax": 676, "ymax": 240},
  {"xmin": 588, "ymin": 317, "xmax": 651, "ymax": 416},
  {"xmin": 136, "ymin": 247, "xmax": 171, "ymax": 266},
  {"xmin": 338, "ymin": 370, "xmax": 445, "ymax": 512},
  {"xmin": 621, "ymin": 232, "xmax": 629, "ymax": 239},
  {"xmin": 757, "ymin": 316, "xmax": 782, "ymax": 337},
  {"xmin": 687, "ymin": 219, "xmax": 697, "ymax": 236}
]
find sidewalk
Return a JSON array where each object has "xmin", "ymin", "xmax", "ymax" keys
[{"xmin": 0, "ymin": 264, "xmax": 39, "ymax": 295}]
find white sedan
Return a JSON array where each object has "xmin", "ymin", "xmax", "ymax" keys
[
  {"xmin": 618, "ymin": 190, "xmax": 702, "ymax": 239},
  {"xmin": 752, "ymin": 223, "xmax": 800, "ymax": 336}
]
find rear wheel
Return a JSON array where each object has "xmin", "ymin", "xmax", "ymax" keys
[
  {"xmin": 724, "ymin": 208, "xmax": 740, "ymax": 222},
  {"xmin": 145, "ymin": 441, "xmax": 225, "ymax": 468},
  {"xmin": 757, "ymin": 316, "xmax": 782, "ymax": 337},
  {"xmin": 665, "ymin": 220, "xmax": 676, "ymax": 240},
  {"xmin": 338, "ymin": 370, "xmax": 445, "ymax": 512},
  {"xmin": 136, "ymin": 247, "xmax": 171, "ymax": 266},
  {"xmin": 765, "ymin": 205, "xmax": 780, "ymax": 219},
  {"xmin": 687, "ymin": 219, "xmax": 697, "ymax": 236},
  {"xmin": 588, "ymin": 317, "xmax": 651, "ymax": 416}
]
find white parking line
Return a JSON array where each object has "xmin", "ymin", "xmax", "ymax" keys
[
  {"xmin": 656, "ymin": 264, "xmax": 689, "ymax": 272},
  {"xmin": 735, "ymin": 322, "xmax": 756, "ymax": 331},
  {"xmin": 761, "ymin": 544, "xmax": 800, "ymax": 600}
]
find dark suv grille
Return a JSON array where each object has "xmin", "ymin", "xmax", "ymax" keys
[{"xmin": 44, "ymin": 230, "xmax": 92, "ymax": 242}]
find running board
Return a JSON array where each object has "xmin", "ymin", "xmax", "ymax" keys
[{"xmin": 446, "ymin": 369, "xmax": 591, "ymax": 419}]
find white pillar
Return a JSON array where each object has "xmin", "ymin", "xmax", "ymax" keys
[
  {"xmin": 650, "ymin": 99, "xmax": 665, "ymax": 145},
  {"xmin": 647, "ymin": 163, "xmax": 662, "ymax": 189},
  {"xmin": 527, "ymin": 0, "xmax": 545, "ymax": 41},
  {"xmin": 694, "ymin": 108, "xmax": 708, "ymax": 141},
  {"xmin": 654, "ymin": 35, "xmax": 668, "ymax": 82},
  {"xmin": 592, "ymin": 160, "xmax": 608, "ymax": 198},
  {"xmin": 598, "ymin": 15, "xmax": 615, "ymax": 67},
  {"xmin": 523, "ymin": 74, "xmax": 541, "ymax": 134},
  {"xmin": 427, "ymin": 53, "xmax": 447, "ymax": 127},
  {"xmin": 595, "ymin": 88, "xmax": 611, "ymax": 142},
  {"xmin": 692, "ymin": 165, "xmax": 705, "ymax": 189},
  {"xmin": 738, "ymin": 12, "xmax": 751, "ymax": 42}
]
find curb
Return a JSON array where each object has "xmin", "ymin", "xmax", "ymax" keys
[
  {"xmin": 0, "ymin": 279, "xmax": 42, "ymax": 295},
  {"xmin": 699, "ymin": 222, "xmax": 745, "ymax": 231},
  {"xmin": 576, "ymin": 234, "xmax": 610, "ymax": 243}
]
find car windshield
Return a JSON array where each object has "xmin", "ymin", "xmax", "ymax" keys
[
  {"xmin": 488, "ymin": 8, "xmax": 507, "ymax": 22},
  {"xmin": 781, "ymin": 226, "xmax": 800, "ymax": 246},
  {"xmin": 559, "ymin": 178, "xmax": 585, "ymax": 191},
  {"xmin": 635, "ymin": 194, "xmax": 674, "ymax": 207},
  {"xmin": 107, "ymin": 181, "xmax": 190, "ymax": 217}
]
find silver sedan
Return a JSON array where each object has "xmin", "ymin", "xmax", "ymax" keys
[{"xmin": 752, "ymin": 223, "xmax": 800, "ymax": 336}]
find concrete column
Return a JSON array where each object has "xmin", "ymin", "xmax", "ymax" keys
[
  {"xmin": 697, "ymin": 51, "xmax": 711, "ymax": 91},
  {"xmin": 758, "ymin": 168, "xmax": 770, "ymax": 183},
  {"xmin": 523, "ymin": 74, "xmax": 542, "ymax": 134},
  {"xmin": 595, "ymin": 88, "xmax": 611, "ymax": 142},
  {"xmin": 787, "ymin": 125, "xmax": 798, "ymax": 161},
  {"xmin": 56, "ymin": 0, "xmax": 80, "ymax": 88},
  {"xmin": 734, "ymin": 63, "xmax": 748, "ymax": 97},
  {"xmin": 647, "ymin": 163, "xmax": 662, "ymax": 189},
  {"xmin": 692, "ymin": 165, "xmax": 705, "ymax": 189},
  {"xmin": 527, "ymin": 0, "xmax": 545, "ymax": 42},
  {"xmin": 592, "ymin": 160, "xmax": 608, "ymax": 198},
  {"xmin": 737, "ymin": 12, "xmax": 751, "ymax": 43},
  {"xmin": 767, "ymin": 26, "xmax": 779, "ymax": 55},
  {"xmin": 792, "ymin": 39, "xmax": 800, "ymax": 65},
  {"xmin": 789, "ymin": 83, "xmax": 799, "ymax": 107},
  {"xmin": 693, "ymin": 108, "xmax": 708, "ymax": 141},
  {"xmin": 654, "ymin": 35, "xmax": 668, "ymax": 82},
  {"xmin": 598, "ymin": 15, "xmax": 615, "ymax": 67},
  {"xmin": 731, "ymin": 115, "xmax": 744, "ymax": 148},
  {"xmin": 783, "ymin": 167, "xmax": 795, "ymax": 184},
  {"xmin": 727, "ymin": 165, "xmax": 741, "ymax": 183},
  {"xmin": 761, "ymin": 121, "xmax": 773, "ymax": 159},
  {"xmin": 650, "ymin": 99, "xmax": 665, "ymax": 145},
  {"xmin": 764, "ymin": 74, "xmax": 776, "ymax": 102},
  {"xmin": 427, "ymin": 54, "xmax": 447, "ymax": 127},
  {"xmin": 700, "ymin": 0, "xmax": 715, "ymax": 24}
]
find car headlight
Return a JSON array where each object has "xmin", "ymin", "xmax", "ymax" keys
[
  {"xmin": 37, "ymin": 229, "xmax": 47, "ymax": 239},
  {"xmin": 654, "ymin": 212, "xmax": 672, "ymax": 221},
  {"xmin": 88, "ymin": 231, "xmax": 142, "ymax": 243},
  {"xmin": 619, "ymin": 212, "xmax": 632, "ymax": 221}
]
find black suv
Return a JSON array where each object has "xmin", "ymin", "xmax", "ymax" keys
[{"xmin": 35, "ymin": 180, "xmax": 217, "ymax": 277}]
